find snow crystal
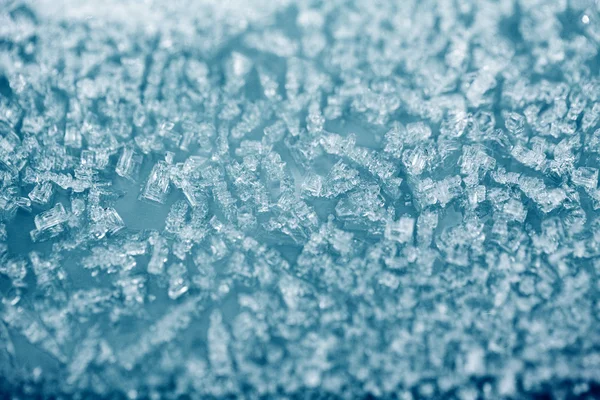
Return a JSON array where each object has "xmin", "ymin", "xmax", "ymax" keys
[{"xmin": 0, "ymin": 0, "xmax": 599, "ymax": 398}]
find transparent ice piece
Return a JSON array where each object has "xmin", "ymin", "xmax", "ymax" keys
[
  {"xmin": 503, "ymin": 111, "xmax": 526, "ymax": 136},
  {"xmin": 140, "ymin": 160, "xmax": 171, "ymax": 204},
  {"xmin": 148, "ymin": 233, "xmax": 169, "ymax": 275},
  {"xmin": 28, "ymin": 182, "xmax": 54, "ymax": 205},
  {"xmin": 103, "ymin": 207, "xmax": 125, "ymax": 236},
  {"xmin": 571, "ymin": 167, "xmax": 598, "ymax": 190},
  {"xmin": 116, "ymin": 146, "xmax": 142, "ymax": 181},
  {"xmin": 34, "ymin": 203, "xmax": 68, "ymax": 231},
  {"xmin": 511, "ymin": 144, "xmax": 546, "ymax": 170},
  {"xmin": 324, "ymin": 160, "xmax": 360, "ymax": 198},
  {"xmin": 301, "ymin": 173, "xmax": 323, "ymax": 197},
  {"xmin": 64, "ymin": 123, "xmax": 82, "ymax": 149}
]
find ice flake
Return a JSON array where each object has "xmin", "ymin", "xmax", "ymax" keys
[
  {"xmin": 140, "ymin": 160, "xmax": 171, "ymax": 204},
  {"xmin": 335, "ymin": 183, "xmax": 387, "ymax": 227},
  {"xmin": 2, "ymin": 304, "xmax": 66, "ymax": 362},
  {"xmin": 115, "ymin": 146, "xmax": 142, "ymax": 182},
  {"xmin": 117, "ymin": 297, "xmax": 202, "ymax": 370},
  {"xmin": 90, "ymin": 207, "xmax": 125, "ymax": 238},
  {"xmin": 301, "ymin": 173, "xmax": 324, "ymax": 197},
  {"xmin": 503, "ymin": 111, "xmax": 526, "ymax": 136},
  {"xmin": 518, "ymin": 176, "xmax": 566, "ymax": 213},
  {"xmin": 385, "ymin": 216, "xmax": 415, "ymax": 244},
  {"xmin": 324, "ymin": 160, "xmax": 360, "ymax": 198},
  {"xmin": 30, "ymin": 203, "xmax": 68, "ymax": 242},
  {"xmin": 28, "ymin": 181, "xmax": 54, "ymax": 205},
  {"xmin": 411, "ymin": 175, "xmax": 462, "ymax": 209},
  {"xmin": 571, "ymin": 167, "xmax": 598, "ymax": 190},
  {"xmin": 466, "ymin": 70, "xmax": 497, "ymax": 106},
  {"xmin": 511, "ymin": 144, "xmax": 546, "ymax": 171},
  {"xmin": 207, "ymin": 310, "xmax": 233, "ymax": 376},
  {"xmin": 417, "ymin": 210, "xmax": 438, "ymax": 247},
  {"xmin": 503, "ymin": 199, "xmax": 527, "ymax": 223},
  {"xmin": 2, "ymin": 0, "xmax": 600, "ymax": 397},
  {"xmin": 167, "ymin": 263, "xmax": 189, "ymax": 300},
  {"xmin": 148, "ymin": 232, "xmax": 169, "ymax": 275}
]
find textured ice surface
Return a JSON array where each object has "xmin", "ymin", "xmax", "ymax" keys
[{"xmin": 0, "ymin": 0, "xmax": 600, "ymax": 398}]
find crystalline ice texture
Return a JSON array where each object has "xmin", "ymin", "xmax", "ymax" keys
[
  {"xmin": 385, "ymin": 216, "xmax": 415, "ymax": 244},
  {"xmin": 148, "ymin": 233, "xmax": 169, "ymax": 275},
  {"xmin": 103, "ymin": 208, "xmax": 126, "ymax": 236},
  {"xmin": 141, "ymin": 160, "xmax": 171, "ymax": 204},
  {"xmin": 116, "ymin": 146, "xmax": 142, "ymax": 181},
  {"xmin": 1, "ymin": 0, "xmax": 600, "ymax": 398},
  {"xmin": 28, "ymin": 182, "xmax": 54, "ymax": 205},
  {"xmin": 64, "ymin": 124, "xmax": 82, "ymax": 149},
  {"xmin": 571, "ymin": 167, "xmax": 598, "ymax": 190},
  {"xmin": 167, "ymin": 263, "xmax": 189, "ymax": 300},
  {"xmin": 34, "ymin": 203, "xmax": 68, "ymax": 231}
]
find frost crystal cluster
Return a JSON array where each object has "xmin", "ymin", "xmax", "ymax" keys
[{"xmin": 0, "ymin": 0, "xmax": 599, "ymax": 398}]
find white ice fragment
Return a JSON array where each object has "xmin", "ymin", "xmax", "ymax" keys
[
  {"xmin": 378, "ymin": 271, "xmax": 400, "ymax": 289},
  {"xmin": 229, "ymin": 52, "xmax": 253, "ymax": 78},
  {"xmin": 148, "ymin": 233, "xmax": 168, "ymax": 275},
  {"xmin": 417, "ymin": 210, "xmax": 438, "ymax": 247},
  {"xmin": 64, "ymin": 123, "xmax": 82, "ymax": 149},
  {"xmin": 460, "ymin": 145, "xmax": 496, "ymax": 182},
  {"xmin": 71, "ymin": 198, "xmax": 85, "ymax": 216},
  {"xmin": 464, "ymin": 347, "xmax": 485, "ymax": 375},
  {"xmin": 167, "ymin": 263, "xmax": 189, "ymax": 300},
  {"xmin": 2, "ymin": 304, "xmax": 65, "ymax": 362},
  {"xmin": 571, "ymin": 167, "xmax": 598, "ymax": 190},
  {"xmin": 245, "ymin": 30, "xmax": 298, "ymax": 57},
  {"xmin": 440, "ymin": 110, "xmax": 469, "ymax": 138},
  {"xmin": 103, "ymin": 207, "xmax": 125, "ymax": 235},
  {"xmin": 207, "ymin": 311, "xmax": 233, "ymax": 376},
  {"xmin": 518, "ymin": 176, "xmax": 566, "ymax": 213},
  {"xmin": 503, "ymin": 199, "xmax": 527, "ymax": 223},
  {"xmin": 28, "ymin": 182, "xmax": 54, "ymax": 205},
  {"xmin": 406, "ymin": 122, "xmax": 432, "ymax": 142},
  {"xmin": 117, "ymin": 298, "xmax": 200, "ymax": 370},
  {"xmin": 165, "ymin": 200, "xmax": 189, "ymax": 236},
  {"xmin": 503, "ymin": 111, "xmax": 526, "ymax": 135},
  {"xmin": 297, "ymin": 9, "xmax": 325, "ymax": 29},
  {"xmin": 435, "ymin": 176, "xmax": 463, "ymax": 207},
  {"xmin": 466, "ymin": 70, "xmax": 496, "ymax": 106},
  {"xmin": 385, "ymin": 216, "xmax": 415, "ymax": 244},
  {"xmin": 258, "ymin": 67, "xmax": 281, "ymax": 100},
  {"xmin": 384, "ymin": 123, "xmax": 404, "ymax": 158},
  {"xmin": 511, "ymin": 144, "xmax": 546, "ymax": 170}
]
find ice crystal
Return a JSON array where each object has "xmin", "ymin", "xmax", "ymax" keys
[{"xmin": 0, "ymin": 0, "xmax": 599, "ymax": 398}]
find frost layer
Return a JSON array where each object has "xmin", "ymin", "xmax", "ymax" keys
[{"xmin": 0, "ymin": 0, "xmax": 600, "ymax": 398}]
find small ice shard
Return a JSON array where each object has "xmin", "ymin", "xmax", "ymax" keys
[
  {"xmin": 33, "ymin": 203, "xmax": 68, "ymax": 232},
  {"xmin": 571, "ymin": 167, "xmax": 598, "ymax": 190},
  {"xmin": 140, "ymin": 160, "xmax": 171, "ymax": 204},
  {"xmin": 148, "ymin": 232, "xmax": 169, "ymax": 275},
  {"xmin": 116, "ymin": 146, "xmax": 142, "ymax": 181},
  {"xmin": 385, "ymin": 216, "xmax": 415, "ymax": 244},
  {"xmin": 28, "ymin": 182, "xmax": 54, "ymax": 205}
]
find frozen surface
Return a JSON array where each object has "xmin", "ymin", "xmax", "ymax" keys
[{"xmin": 0, "ymin": 0, "xmax": 600, "ymax": 398}]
